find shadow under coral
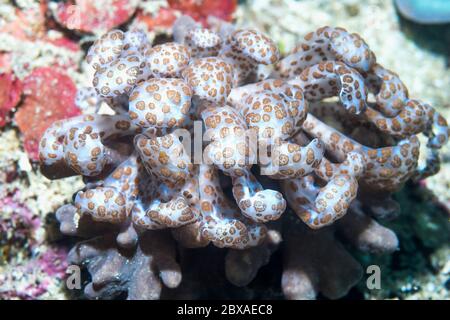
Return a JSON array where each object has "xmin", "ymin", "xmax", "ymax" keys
[{"xmin": 354, "ymin": 181, "xmax": 450, "ymax": 299}]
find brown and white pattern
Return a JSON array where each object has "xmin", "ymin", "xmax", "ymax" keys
[
  {"xmin": 274, "ymin": 26, "xmax": 376, "ymax": 79},
  {"xmin": 129, "ymin": 78, "xmax": 192, "ymax": 129},
  {"xmin": 39, "ymin": 18, "xmax": 450, "ymax": 300},
  {"xmin": 290, "ymin": 61, "xmax": 368, "ymax": 115},
  {"xmin": 39, "ymin": 114, "xmax": 137, "ymax": 178},
  {"xmin": 93, "ymin": 54, "xmax": 150, "ymax": 99},
  {"xmin": 182, "ymin": 57, "xmax": 233, "ymax": 106},
  {"xmin": 145, "ymin": 42, "xmax": 191, "ymax": 78},
  {"xmin": 173, "ymin": 15, "xmax": 222, "ymax": 58},
  {"xmin": 220, "ymin": 28, "xmax": 280, "ymax": 85},
  {"xmin": 202, "ymin": 106, "xmax": 286, "ymax": 223},
  {"xmin": 198, "ymin": 164, "xmax": 267, "ymax": 249},
  {"xmin": 282, "ymin": 151, "xmax": 364, "ymax": 228}
]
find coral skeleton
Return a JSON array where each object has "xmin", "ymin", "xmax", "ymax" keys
[{"xmin": 39, "ymin": 16, "xmax": 449, "ymax": 299}]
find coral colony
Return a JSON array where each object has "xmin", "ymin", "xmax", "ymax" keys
[{"xmin": 38, "ymin": 16, "xmax": 449, "ymax": 299}]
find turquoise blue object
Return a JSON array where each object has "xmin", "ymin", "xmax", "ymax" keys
[{"xmin": 395, "ymin": 0, "xmax": 450, "ymax": 24}]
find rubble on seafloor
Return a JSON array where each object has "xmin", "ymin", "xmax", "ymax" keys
[{"xmin": 0, "ymin": 0, "xmax": 449, "ymax": 300}]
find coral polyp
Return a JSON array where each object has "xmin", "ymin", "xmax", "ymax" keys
[{"xmin": 39, "ymin": 15, "xmax": 449, "ymax": 300}]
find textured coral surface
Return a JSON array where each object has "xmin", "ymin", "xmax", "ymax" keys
[{"xmin": 0, "ymin": 0, "xmax": 449, "ymax": 300}]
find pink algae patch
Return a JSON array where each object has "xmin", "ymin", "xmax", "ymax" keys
[
  {"xmin": 136, "ymin": 0, "xmax": 237, "ymax": 31},
  {"xmin": 0, "ymin": 73, "xmax": 23, "ymax": 128},
  {"xmin": 52, "ymin": 0, "xmax": 139, "ymax": 33},
  {"xmin": 168, "ymin": 0, "xmax": 237, "ymax": 26},
  {"xmin": 135, "ymin": 6, "xmax": 178, "ymax": 31},
  {"xmin": 14, "ymin": 67, "xmax": 80, "ymax": 161}
]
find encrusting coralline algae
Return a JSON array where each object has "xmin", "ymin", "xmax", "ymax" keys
[{"xmin": 38, "ymin": 15, "xmax": 449, "ymax": 300}]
